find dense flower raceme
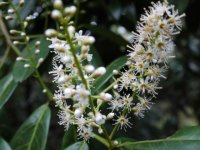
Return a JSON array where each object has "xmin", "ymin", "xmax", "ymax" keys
[{"xmin": 49, "ymin": 0, "xmax": 185, "ymax": 140}]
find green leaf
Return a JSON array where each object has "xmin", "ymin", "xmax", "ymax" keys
[
  {"xmin": 90, "ymin": 46, "xmax": 104, "ymax": 67},
  {"xmin": 64, "ymin": 141, "xmax": 89, "ymax": 150},
  {"xmin": 92, "ymin": 55, "xmax": 128, "ymax": 94},
  {"xmin": 0, "ymin": 137, "xmax": 12, "ymax": 150},
  {"xmin": 82, "ymin": 25, "xmax": 129, "ymax": 46},
  {"xmin": 12, "ymin": 38, "xmax": 50, "ymax": 82},
  {"xmin": 61, "ymin": 126, "xmax": 76, "ymax": 150},
  {"xmin": 0, "ymin": 74, "xmax": 18, "ymax": 109},
  {"xmin": 117, "ymin": 137, "xmax": 135, "ymax": 144},
  {"xmin": 119, "ymin": 126, "xmax": 200, "ymax": 150},
  {"xmin": 10, "ymin": 104, "xmax": 51, "ymax": 150}
]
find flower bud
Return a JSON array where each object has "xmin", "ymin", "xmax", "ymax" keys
[
  {"xmin": 10, "ymin": 30, "xmax": 19, "ymax": 34},
  {"xmin": 95, "ymin": 112, "xmax": 106, "ymax": 125},
  {"xmin": 53, "ymin": 0, "xmax": 63, "ymax": 9},
  {"xmin": 113, "ymin": 84, "xmax": 118, "ymax": 89},
  {"xmin": 82, "ymin": 36, "xmax": 95, "ymax": 45},
  {"xmin": 93, "ymin": 67, "xmax": 106, "ymax": 77},
  {"xmin": 13, "ymin": 41, "xmax": 19, "ymax": 45},
  {"xmin": 24, "ymin": 64, "xmax": 30, "ymax": 68},
  {"xmin": 19, "ymin": 0, "xmax": 24, "ymax": 6},
  {"xmin": 113, "ymin": 69, "xmax": 118, "ymax": 75},
  {"xmin": 5, "ymin": 16, "xmax": 13, "ymax": 20},
  {"xmin": 45, "ymin": 29, "xmax": 57, "ymax": 37},
  {"xmin": 35, "ymin": 41, "xmax": 41, "ymax": 46},
  {"xmin": 51, "ymin": 10, "xmax": 62, "ymax": 19},
  {"xmin": 100, "ymin": 93, "xmax": 112, "ymax": 101},
  {"xmin": 67, "ymin": 26, "xmax": 75, "ymax": 38},
  {"xmin": 16, "ymin": 57, "xmax": 24, "ymax": 61},
  {"xmin": 85, "ymin": 65, "xmax": 95, "ymax": 73},
  {"xmin": 74, "ymin": 108, "xmax": 84, "ymax": 117},
  {"xmin": 38, "ymin": 58, "xmax": 44, "ymax": 64},
  {"xmin": 24, "ymin": 21, "xmax": 28, "ymax": 28},
  {"xmin": 35, "ymin": 49, "xmax": 40, "ymax": 54},
  {"xmin": 107, "ymin": 112, "xmax": 114, "ymax": 119},
  {"xmin": 98, "ymin": 128, "xmax": 103, "ymax": 134},
  {"xmin": 8, "ymin": 9, "xmax": 14, "ymax": 14},
  {"xmin": 113, "ymin": 140, "xmax": 119, "ymax": 145},
  {"xmin": 64, "ymin": 6, "xmax": 76, "ymax": 17},
  {"xmin": 0, "ymin": 2, "xmax": 9, "ymax": 6}
]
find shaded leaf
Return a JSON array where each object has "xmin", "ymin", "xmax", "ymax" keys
[
  {"xmin": 64, "ymin": 141, "xmax": 89, "ymax": 150},
  {"xmin": 117, "ymin": 137, "xmax": 135, "ymax": 145},
  {"xmin": 0, "ymin": 137, "xmax": 12, "ymax": 150},
  {"xmin": 90, "ymin": 46, "xmax": 104, "ymax": 67},
  {"xmin": 92, "ymin": 56, "xmax": 127, "ymax": 94},
  {"xmin": 10, "ymin": 104, "xmax": 51, "ymax": 150},
  {"xmin": 61, "ymin": 126, "xmax": 76, "ymax": 150},
  {"xmin": 82, "ymin": 25, "xmax": 129, "ymax": 46},
  {"xmin": 12, "ymin": 38, "xmax": 50, "ymax": 82},
  {"xmin": 119, "ymin": 126, "xmax": 200, "ymax": 150},
  {"xmin": 0, "ymin": 74, "xmax": 18, "ymax": 109}
]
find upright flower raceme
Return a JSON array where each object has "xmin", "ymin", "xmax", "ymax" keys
[
  {"xmin": 49, "ymin": 0, "xmax": 185, "ymax": 140},
  {"xmin": 112, "ymin": 1, "xmax": 185, "ymax": 122}
]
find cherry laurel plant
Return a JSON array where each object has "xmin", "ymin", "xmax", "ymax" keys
[{"xmin": 49, "ymin": 0, "xmax": 185, "ymax": 144}]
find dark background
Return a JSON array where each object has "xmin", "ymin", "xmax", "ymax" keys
[{"xmin": 0, "ymin": 0, "xmax": 200, "ymax": 149}]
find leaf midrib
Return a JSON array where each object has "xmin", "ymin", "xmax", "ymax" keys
[{"xmin": 27, "ymin": 107, "xmax": 47, "ymax": 150}]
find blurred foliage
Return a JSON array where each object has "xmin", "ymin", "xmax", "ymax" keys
[{"xmin": 0, "ymin": 0, "xmax": 200, "ymax": 150}]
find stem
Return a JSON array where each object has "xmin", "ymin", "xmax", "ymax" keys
[
  {"xmin": 0, "ymin": 47, "xmax": 10, "ymax": 70},
  {"xmin": 0, "ymin": 14, "xmax": 21, "ymax": 56},
  {"xmin": 64, "ymin": 25, "xmax": 96, "ymax": 114},
  {"xmin": 101, "ymin": 125, "xmax": 112, "ymax": 145},
  {"xmin": 109, "ymin": 124, "xmax": 119, "ymax": 140},
  {"xmin": 102, "ymin": 79, "xmax": 119, "ymax": 93},
  {"xmin": 35, "ymin": 70, "xmax": 54, "ymax": 101},
  {"xmin": 94, "ymin": 134, "xmax": 109, "ymax": 148}
]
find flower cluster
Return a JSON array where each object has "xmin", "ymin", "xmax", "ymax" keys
[
  {"xmin": 111, "ymin": 1, "xmax": 185, "ymax": 125},
  {"xmin": 49, "ymin": 0, "xmax": 185, "ymax": 140},
  {"xmin": 49, "ymin": 0, "xmax": 108, "ymax": 140}
]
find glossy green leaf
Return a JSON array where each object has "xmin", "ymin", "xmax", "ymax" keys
[
  {"xmin": 92, "ymin": 55, "xmax": 127, "ymax": 94},
  {"xmin": 61, "ymin": 126, "xmax": 76, "ymax": 150},
  {"xmin": 12, "ymin": 38, "xmax": 50, "ymax": 82},
  {"xmin": 0, "ymin": 137, "xmax": 12, "ymax": 150},
  {"xmin": 119, "ymin": 126, "xmax": 200, "ymax": 150},
  {"xmin": 10, "ymin": 104, "xmax": 51, "ymax": 150},
  {"xmin": 0, "ymin": 74, "xmax": 18, "ymax": 109},
  {"xmin": 64, "ymin": 141, "xmax": 89, "ymax": 150},
  {"xmin": 82, "ymin": 25, "xmax": 129, "ymax": 46}
]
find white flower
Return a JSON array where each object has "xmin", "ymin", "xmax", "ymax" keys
[
  {"xmin": 58, "ymin": 105, "xmax": 73, "ymax": 130},
  {"xmin": 115, "ymin": 115, "xmax": 132, "ymax": 131},
  {"xmin": 95, "ymin": 112, "xmax": 106, "ymax": 125},
  {"xmin": 78, "ymin": 126, "xmax": 94, "ymax": 141},
  {"xmin": 75, "ymin": 30, "xmax": 95, "ymax": 45},
  {"xmin": 73, "ymin": 86, "xmax": 90, "ymax": 106}
]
